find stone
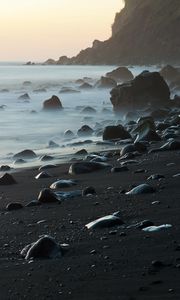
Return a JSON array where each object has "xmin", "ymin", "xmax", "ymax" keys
[
  {"xmin": 48, "ymin": 140, "xmax": 59, "ymax": 148},
  {"xmin": 0, "ymin": 165, "xmax": 11, "ymax": 171},
  {"xmin": 69, "ymin": 161, "xmax": 111, "ymax": 175},
  {"xmin": 77, "ymin": 125, "xmax": 93, "ymax": 137},
  {"xmin": 86, "ymin": 212, "xmax": 124, "ymax": 229},
  {"xmin": 43, "ymin": 95, "xmax": 63, "ymax": 110},
  {"xmin": 0, "ymin": 173, "xmax": 17, "ymax": 185},
  {"xmin": 103, "ymin": 125, "xmax": 131, "ymax": 141},
  {"xmin": 13, "ymin": 149, "xmax": 37, "ymax": 160},
  {"xmin": 21, "ymin": 236, "xmax": 63, "ymax": 260},
  {"xmin": 110, "ymin": 71, "xmax": 170, "ymax": 112},
  {"xmin": 35, "ymin": 172, "xmax": 52, "ymax": 179},
  {"xmin": 33, "ymin": 88, "xmax": 47, "ymax": 93},
  {"xmin": 50, "ymin": 179, "xmax": 77, "ymax": 189},
  {"xmin": 82, "ymin": 186, "xmax": 96, "ymax": 196},
  {"xmin": 126, "ymin": 184, "xmax": 155, "ymax": 195},
  {"xmin": 142, "ymin": 224, "xmax": 172, "ymax": 232},
  {"xmin": 111, "ymin": 166, "xmax": 129, "ymax": 173},
  {"xmin": 75, "ymin": 149, "xmax": 88, "ymax": 155},
  {"xmin": 79, "ymin": 82, "xmax": 93, "ymax": 89},
  {"xmin": 59, "ymin": 87, "xmax": 80, "ymax": 94},
  {"xmin": 64, "ymin": 130, "xmax": 75, "ymax": 138},
  {"xmin": 6, "ymin": 202, "xmax": 23, "ymax": 211},
  {"xmin": 95, "ymin": 76, "xmax": 117, "ymax": 89},
  {"xmin": 133, "ymin": 120, "xmax": 161, "ymax": 143},
  {"xmin": 38, "ymin": 188, "xmax": 59, "ymax": 203},
  {"xmin": 106, "ymin": 66, "xmax": 134, "ymax": 82},
  {"xmin": 18, "ymin": 93, "xmax": 30, "ymax": 100},
  {"xmin": 81, "ymin": 106, "xmax": 96, "ymax": 114}
]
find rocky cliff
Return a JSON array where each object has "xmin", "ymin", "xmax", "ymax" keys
[{"xmin": 45, "ymin": 0, "xmax": 180, "ymax": 65}]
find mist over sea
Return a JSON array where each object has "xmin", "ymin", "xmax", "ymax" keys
[{"xmin": 0, "ymin": 63, "xmax": 157, "ymax": 168}]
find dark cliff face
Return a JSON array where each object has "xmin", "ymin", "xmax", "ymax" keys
[{"xmin": 58, "ymin": 0, "xmax": 180, "ymax": 65}]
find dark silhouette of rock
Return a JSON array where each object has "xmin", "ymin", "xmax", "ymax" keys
[
  {"xmin": 64, "ymin": 130, "xmax": 75, "ymax": 138},
  {"xmin": 110, "ymin": 72, "xmax": 170, "ymax": 112},
  {"xmin": 18, "ymin": 93, "xmax": 30, "ymax": 100},
  {"xmin": 59, "ymin": 87, "xmax": 80, "ymax": 94},
  {"xmin": 38, "ymin": 188, "xmax": 59, "ymax": 203},
  {"xmin": 43, "ymin": 95, "xmax": 63, "ymax": 110},
  {"xmin": 81, "ymin": 106, "xmax": 96, "ymax": 114},
  {"xmin": 13, "ymin": 149, "xmax": 37, "ymax": 159},
  {"xmin": 75, "ymin": 149, "xmax": 88, "ymax": 155},
  {"xmin": 103, "ymin": 125, "xmax": 131, "ymax": 141},
  {"xmin": 95, "ymin": 76, "xmax": 117, "ymax": 89},
  {"xmin": 0, "ymin": 165, "xmax": 11, "ymax": 171},
  {"xmin": 77, "ymin": 125, "xmax": 93, "ymax": 137},
  {"xmin": 79, "ymin": 82, "xmax": 93, "ymax": 89},
  {"xmin": 133, "ymin": 120, "xmax": 161, "ymax": 142},
  {"xmin": 48, "ymin": 140, "xmax": 59, "ymax": 148},
  {"xmin": 106, "ymin": 67, "xmax": 134, "ymax": 82},
  {"xmin": 21, "ymin": 236, "xmax": 63, "ymax": 260},
  {"xmin": 69, "ymin": 161, "xmax": 111, "ymax": 175},
  {"xmin": 0, "ymin": 173, "xmax": 17, "ymax": 185},
  {"xmin": 82, "ymin": 186, "xmax": 96, "ymax": 196},
  {"xmin": 6, "ymin": 202, "xmax": 23, "ymax": 211}
]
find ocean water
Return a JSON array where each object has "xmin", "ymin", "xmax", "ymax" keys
[{"xmin": 0, "ymin": 63, "xmax": 157, "ymax": 168}]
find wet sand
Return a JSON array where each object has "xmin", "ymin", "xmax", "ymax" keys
[{"xmin": 0, "ymin": 147, "xmax": 179, "ymax": 300}]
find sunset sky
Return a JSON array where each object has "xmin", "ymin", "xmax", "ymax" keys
[{"xmin": 0, "ymin": 0, "xmax": 123, "ymax": 62}]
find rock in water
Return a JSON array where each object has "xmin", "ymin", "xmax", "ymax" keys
[
  {"xmin": 103, "ymin": 125, "xmax": 131, "ymax": 141},
  {"xmin": 86, "ymin": 212, "xmax": 124, "ymax": 229},
  {"xmin": 13, "ymin": 149, "xmax": 37, "ymax": 159},
  {"xmin": 18, "ymin": 93, "xmax": 30, "ymax": 100},
  {"xmin": 69, "ymin": 161, "xmax": 111, "ymax": 175},
  {"xmin": 110, "ymin": 71, "xmax": 170, "ymax": 112},
  {"xmin": 43, "ymin": 95, "xmax": 63, "ymax": 110},
  {"xmin": 0, "ymin": 173, "xmax": 17, "ymax": 185},
  {"xmin": 95, "ymin": 76, "xmax": 117, "ymax": 88},
  {"xmin": 38, "ymin": 188, "xmax": 59, "ymax": 203},
  {"xmin": 21, "ymin": 236, "xmax": 63, "ymax": 260},
  {"xmin": 126, "ymin": 184, "xmax": 155, "ymax": 195},
  {"xmin": 77, "ymin": 125, "xmax": 94, "ymax": 136},
  {"xmin": 106, "ymin": 66, "xmax": 134, "ymax": 82}
]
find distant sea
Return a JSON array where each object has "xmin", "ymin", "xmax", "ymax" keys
[{"xmin": 0, "ymin": 63, "xmax": 157, "ymax": 168}]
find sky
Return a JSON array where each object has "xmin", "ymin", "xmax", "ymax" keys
[{"xmin": 0, "ymin": 0, "xmax": 124, "ymax": 62}]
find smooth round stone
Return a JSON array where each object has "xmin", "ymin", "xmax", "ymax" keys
[
  {"xmin": 21, "ymin": 236, "xmax": 63, "ymax": 260},
  {"xmin": 13, "ymin": 149, "xmax": 37, "ymax": 159},
  {"xmin": 50, "ymin": 179, "xmax": 77, "ymax": 189},
  {"xmin": 126, "ymin": 184, "xmax": 155, "ymax": 195},
  {"xmin": 6, "ymin": 202, "xmax": 23, "ymax": 211},
  {"xmin": 82, "ymin": 186, "xmax": 96, "ymax": 196},
  {"xmin": 35, "ymin": 172, "xmax": 52, "ymax": 179},
  {"xmin": 0, "ymin": 173, "xmax": 17, "ymax": 185},
  {"xmin": 38, "ymin": 188, "xmax": 59, "ymax": 203},
  {"xmin": 86, "ymin": 212, "xmax": 124, "ymax": 229},
  {"xmin": 69, "ymin": 161, "xmax": 111, "ymax": 175}
]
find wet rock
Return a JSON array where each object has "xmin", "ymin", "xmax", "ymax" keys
[
  {"xmin": 0, "ymin": 173, "xmax": 17, "ymax": 185},
  {"xmin": 147, "ymin": 174, "xmax": 165, "ymax": 180},
  {"xmin": 75, "ymin": 149, "xmax": 88, "ymax": 155},
  {"xmin": 50, "ymin": 179, "xmax": 77, "ymax": 189},
  {"xmin": 18, "ymin": 93, "xmax": 30, "ymax": 100},
  {"xmin": 69, "ymin": 161, "xmax": 111, "ymax": 175},
  {"xmin": 126, "ymin": 183, "xmax": 155, "ymax": 195},
  {"xmin": 95, "ymin": 76, "xmax": 117, "ymax": 89},
  {"xmin": 43, "ymin": 95, "xmax": 63, "ymax": 110},
  {"xmin": 6, "ymin": 202, "xmax": 23, "ymax": 211},
  {"xmin": 110, "ymin": 71, "xmax": 170, "ymax": 112},
  {"xmin": 64, "ymin": 130, "xmax": 75, "ymax": 138},
  {"xmin": 86, "ymin": 211, "xmax": 123, "ymax": 229},
  {"xmin": 133, "ymin": 120, "xmax": 161, "ymax": 142},
  {"xmin": 33, "ymin": 88, "xmax": 47, "ymax": 93},
  {"xmin": 77, "ymin": 125, "xmax": 94, "ymax": 137},
  {"xmin": 14, "ymin": 159, "xmax": 26, "ymax": 164},
  {"xmin": 48, "ymin": 140, "xmax": 59, "ymax": 148},
  {"xmin": 35, "ymin": 172, "xmax": 52, "ymax": 179},
  {"xmin": 82, "ymin": 186, "xmax": 96, "ymax": 196},
  {"xmin": 160, "ymin": 140, "xmax": 180, "ymax": 151},
  {"xmin": 120, "ymin": 144, "xmax": 136, "ymax": 156},
  {"xmin": 81, "ymin": 106, "xmax": 96, "ymax": 114},
  {"xmin": 0, "ymin": 165, "xmax": 11, "ymax": 171},
  {"xmin": 79, "ymin": 82, "xmax": 93, "ymax": 89},
  {"xmin": 38, "ymin": 188, "xmax": 59, "ymax": 203},
  {"xmin": 111, "ymin": 166, "xmax": 129, "ymax": 173},
  {"xmin": 143, "ymin": 224, "xmax": 172, "ymax": 232},
  {"xmin": 40, "ymin": 155, "xmax": 54, "ymax": 161},
  {"xmin": 103, "ymin": 125, "xmax": 131, "ymax": 141},
  {"xmin": 21, "ymin": 235, "xmax": 63, "ymax": 260},
  {"xmin": 13, "ymin": 149, "xmax": 37, "ymax": 160},
  {"xmin": 59, "ymin": 87, "xmax": 80, "ymax": 94},
  {"xmin": 39, "ymin": 164, "xmax": 57, "ymax": 171},
  {"xmin": 106, "ymin": 66, "xmax": 134, "ymax": 82}
]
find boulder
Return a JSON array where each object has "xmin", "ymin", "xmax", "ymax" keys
[
  {"xmin": 13, "ymin": 149, "xmax": 37, "ymax": 159},
  {"xmin": 110, "ymin": 71, "xmax": 170, "ymax": 112},
  {"xmin": 95, "ymin": 76, "xmax": 117, "ymax": 89},
  {"xmin": 133, "ymin": 120, "xmax": 161, "ymax": 142},
  {"xmin": 81, "ymin": 106, "xmax": 96, "ymax": 114},
  {"xmin": 77, "ymin": 125, "xmax": 93, "ymax": 137},
  {"xmin": 18, "ymin": 93, "xmax": 30, "ymax": 100},
  {"xmin": 103, "ymin": 125, "xmax": 131, "ymax": 141},
  {"xmin": 106, "ymin": 66, "xmax": 134, "ymax": 82},
  {"xmin": 38, "ymin": 188, "xmax": 59, "ymax": 203},
  {"xmin": 0, "ymin": 173, "xmax": 17, "ymax": 185},
  {"xmin": 69, "ymin": 161, "xmax": 111, "ymax": 175},
  {"xmin": 43, "ymin": 95, "xmax": 63, "ymax": 110}
]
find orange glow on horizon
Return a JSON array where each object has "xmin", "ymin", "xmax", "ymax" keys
[{"xmin": 0, "ymin": 0, "xmax": 123, "ymax": 61}]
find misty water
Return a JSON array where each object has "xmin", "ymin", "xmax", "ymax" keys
[{"xmin": 0, "ymin": 63, "xmax": 157, "ymax": 169}]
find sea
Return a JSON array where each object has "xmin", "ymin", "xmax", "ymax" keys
[{"xmin": 0, "ymin": 63, "xmax": 157, "ymax": 169}]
